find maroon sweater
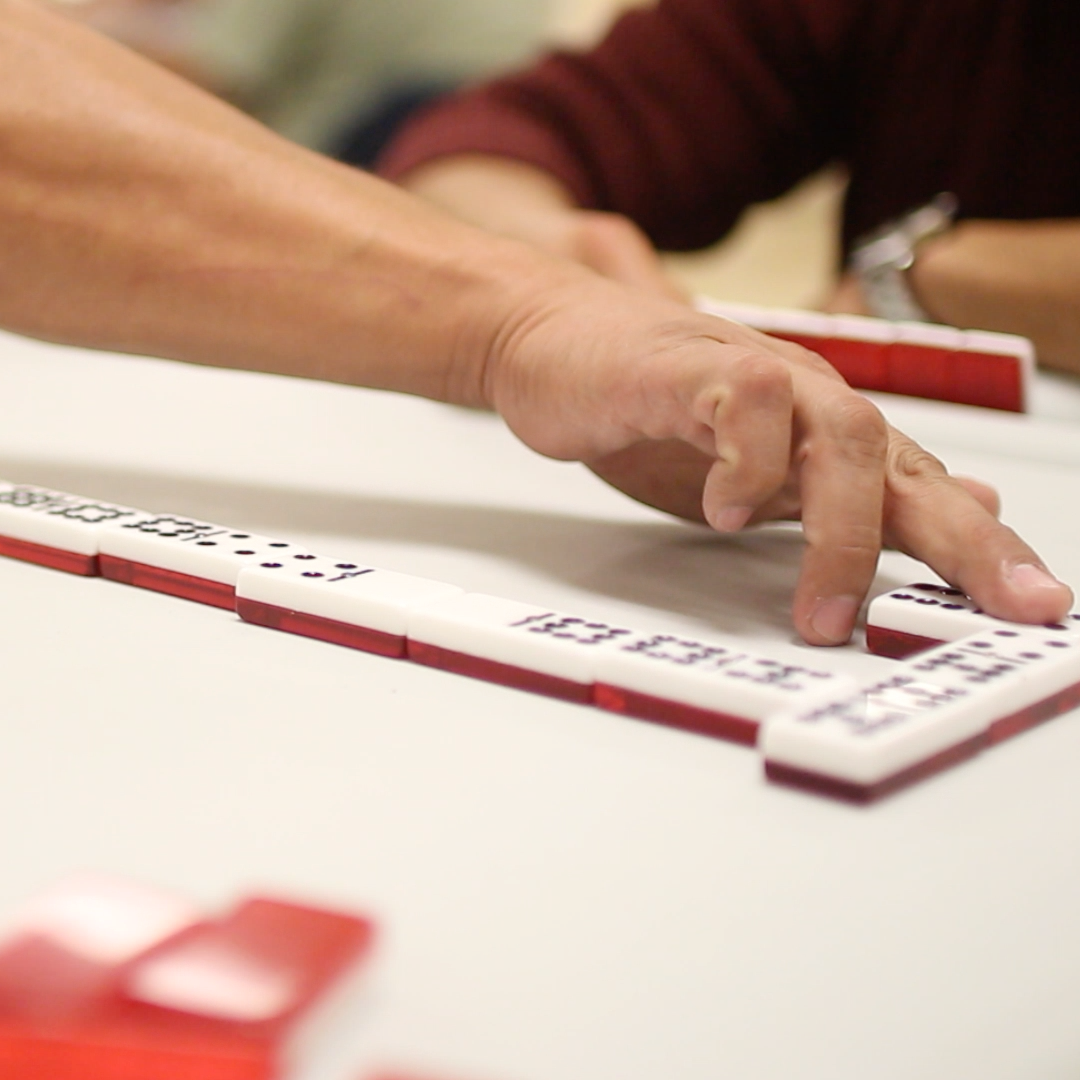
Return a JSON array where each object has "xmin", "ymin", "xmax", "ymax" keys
[{"xmin": 379, "ymin": 0, "xmax": 1080, "ymax": 254}]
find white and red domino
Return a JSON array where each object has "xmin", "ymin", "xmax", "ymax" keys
[
  {"xmin": 695, "ymin": 297, "xmax": 1033, "ymax": 412},
  {"xmin": 762, "ymin": 626, "xmax": 1080, "ymax": 802},
  {"xmin": 0, "ymin": 483, "xmax": 148, "ymax": 576},
  {"xmin": 592, "ymin": 633, "xmax": 856, "ymax": 745},
  {"xmin": 236, "ymin": 554, "xmax": 463, "ymax": 658},
  {"xmin": 97, "ymin": 515, "xmax": 310, "ymax": 609},
  {"xmin": 405, "ymin": 593, "xmax": 856, "ymax": 742},
  {"xmin": 0, "ymin": 874, "xmax": 374, "ymax": 1080},
  {"xmin": 866, "ymin": 581, "xmax": 1080, "ymax": 659}
]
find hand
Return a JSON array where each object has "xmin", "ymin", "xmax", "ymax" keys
[
  {"xmin": 480, "ymin": 267, "xmax": 1073, "ymax": 644},
  {"xmin": 401, "ymin": 155, "xmax": 686, "ymax": 300}
]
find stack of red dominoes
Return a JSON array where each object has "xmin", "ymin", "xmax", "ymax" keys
[{"xmin": 695, "ymin": 298, "xmax": 1034, "ymax": 413}]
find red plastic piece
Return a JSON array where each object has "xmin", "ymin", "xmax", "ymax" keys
[
  {"xmin": 99, "ymin": 556, "xmax": 234, "ymax": 609},
  {"xmin": 236, "ymin": 598, "xmax": 406, "ymax": 658},
  {"xmin": 864, "ymin": 624, "xmax": 942, "ymax": 659},
  {"xmin": 773, "ymin": 332, "xmax": 1024, "ymax": 412},
  {"xmin": 592, "ymin": 683, "xmax": 758, "ymax": 745},
  {"xmin": 813, "ymin": 337, "xmax": 890, "ymax": 391},
  {"xmin": 887, "ymin": 343, "xmax": 953, "ymax": 401},
  {"xmin": 949, "ymin": 350, "xmax": 1023, "ymax": 412},
  {"xmin": 764, "ymin": 732, "xmax": 988, "ymax": 804},
  {"xmin": 0, "ymin": 897, "xmax": 374, "ymax": 1080},
  {"xmin": 407, "ymin": 640, "xmax": 592, "ymax": 703},
  {"xmin": 0, "ymin": 535, "xmax": 98, "ymax": 576}
]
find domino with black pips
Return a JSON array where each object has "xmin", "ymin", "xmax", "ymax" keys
[
  {"xmin": 236, "ymin": 554, "xmax": 464, "ymax": 658},
  {"xmin": 0, "ymin": 483, "xmax": 150, "ymax": 576},
  {"xmin": 865, "ymin": 581, "xmax": 1080, "ymax": 658},
  {"xmin": 592, "ymin": 633, "xmax": 859, "ymax": 745},
  {"xmin": 405, "ymin": 593, "xmax": 640, "ymax": 703},
  {"xmin": 405, "ymin": 593, "xmax": 859, "ymax": 744},
  {"xmin": 97, "ymin": 515, "xmax": 309, "ymax": 609},
  {"xmin": 761, "ymin": 627, "xmax": 1080, "ymax": 802}
]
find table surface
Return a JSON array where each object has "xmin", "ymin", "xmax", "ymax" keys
[{"xmin": 2, "ymin": 329, "xmax": 1080, "ymax": 1080}]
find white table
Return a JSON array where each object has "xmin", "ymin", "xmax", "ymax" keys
[{"xmin": 2, "ymin": 329, "xmax": 1080, "ymax": 1080}]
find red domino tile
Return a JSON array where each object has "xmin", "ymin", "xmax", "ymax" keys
[
  {"xmin": 0, "ymin": 899, "xmax": 375, "ymax": 1080},
  {"xmin": 407, "ymin": 641, "xmax": 592, "ymax": 703},
  {"xmin": 949, "ymin": 351, "xmax": 1023, "ymax": 412},
  {"xmin": 236, "ymin": 598, "xmax": 406, "ymax": 658},
  {"xmin": 886, "ymin": 343, "xmax": 954, "ymax": 401},
  {"xmin": 987, "ymin": 677, "xmax": 1080, "ymax": 746},
  {"xmin": 764, "ymin": 731, "xmax": 988, "ymax": 804},
  {"xmin": 813, "ymin": 337, "xmax": 890, "ymax": 391},
  {"xmin": 0, "ymin": 535, "xmax": 98, "ymax": 576},
  {"xmin": 592, "ymin": 683, "xmax": 758, "ymax": 745},
  {"xmin": 864, "ymin": 625, "xmax": 943, "ymax": 659},
  {"xmin": 99, "ymin": 555, "xmax": 235, "ymax": 609}
]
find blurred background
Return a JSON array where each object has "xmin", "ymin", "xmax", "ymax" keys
[{"xmin": 43, "ymin": 0, "xmax": 841, "ymax": 308}]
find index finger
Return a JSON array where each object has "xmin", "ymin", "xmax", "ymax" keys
[
  {"xmin": 882, "ymin": 429, "xmax": 1073, "ymax": 623},
  {"xmin": 789, "ymin": 379, "xmax": 890, "ymax": 645}
]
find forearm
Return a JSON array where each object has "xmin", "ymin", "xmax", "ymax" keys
[
  {"xmin": 0, "ymin": 0, "xmax": 551, "ymax": 406},
  {"xmin": 911, "ymin": 219, "xmax": 1080, "ymax": 372}
]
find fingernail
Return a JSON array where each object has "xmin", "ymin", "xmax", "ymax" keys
[
  {"xmin": 1006, "ymin": 563, "xmax": 1065, "ymax": 592},
  {"xmin": 809, "ymin": 596, "xmax": 859, "ymax": 645},
  {"xmin": 710, "ymin": 505, "xmax": 753, "ymax": 533}
]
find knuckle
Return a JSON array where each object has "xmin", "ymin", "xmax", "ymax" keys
[
  {"xmin": 824, "ymin": 395, "xmax": 888, "ymax": 459},
  {"xmin": 887, "ymin": 434, "xmax": 948, "ymax": 483},
  {"xmin": 725, "ymin": 349, "xmax": 793, "ymax": 402}
]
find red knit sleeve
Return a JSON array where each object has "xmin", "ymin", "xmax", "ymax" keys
[{"xmin": 378, "ymin": 0, "xmax": 866, "ymax": 251}]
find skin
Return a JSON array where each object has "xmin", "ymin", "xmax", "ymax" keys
[{"xmin": 1, "ymin": 3, "xmax": 1072, "ymax": 645}]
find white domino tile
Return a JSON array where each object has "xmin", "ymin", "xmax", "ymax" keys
[
  {"xmin": 831, "ymin": 313, "xmax": 896, "ymax": 344},
  {"xmin": 98, "ymin": 515, "xmax": 307, "ymax": 586},
  {"xmin": 406, "ymin": 593, "xmax": 644, "ymax": 691},
  {"xmin": 867, "ymin": 582, "xmax": 1080, "ymax": 657},
  {"xmin": 0, "ymin": 483, "xmax": 148, "ymax": 557},
  {"xmin": 236, "ymin": 554, "xmax": 463, "ymax": 636},
  {"xmin": 762, "ymin": 627, "xmax": 1080, "ymax": 798},
  {"xmin": 593, "ymin": 633, "xmax": 858, "ymax": 742},
  {"xmin": 894, "ymin": 321, "xmax": 965, "ymax": 350}
]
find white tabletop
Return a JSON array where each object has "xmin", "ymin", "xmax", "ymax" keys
[{"xmin": 2, "ymin": 329, "xmax": 1080, "ymax": 1080}]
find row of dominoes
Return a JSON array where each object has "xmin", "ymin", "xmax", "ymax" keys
[
  {"xmin": 695, "ymin": 297, "xmax": 1033, "ymax": 413},
  {"xmin": 0, "ymin": 874, "xmax": 386, "ymax": 1080},
  {"xmin": 3, "ymin": 481, "xmax": 1079, "ymax": 802}
]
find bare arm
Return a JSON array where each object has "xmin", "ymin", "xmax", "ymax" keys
[{"xmin": 0, "ymin": 0, "xmax": 1070, "ymax": 643}]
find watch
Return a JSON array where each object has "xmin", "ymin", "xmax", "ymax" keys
[{"xmin": 850, "ymin": 193, "xmax": 958, "ymax": 322}]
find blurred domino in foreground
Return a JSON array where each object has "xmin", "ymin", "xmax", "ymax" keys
[
  {"xmin": 696, "ymin": 297, "xmax": 1033, "ymax": 412},
  {"xmin": 237, "ymin": 554, "xmax": 463, "ymax": 658},
  {"xmin": 0, "ymin": 483, "xmax": 146, "ymax": 575},
  {"xmin": 98, "ymin": 515, "xmax": 310, "ymax": 609},
  {"xmin": 0, "ymin": 874, "xmax": 374, "ymax": 1080},
  {"xmin": 762, "ymin": 627, "xmax": 1080, "ymax": 802},
  {"xmin": 866, "ymin": 582, "xmax": 1080, "ymax": 658}
]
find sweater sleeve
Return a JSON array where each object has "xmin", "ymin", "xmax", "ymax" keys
[{"xmin": 378, "ymin": 0, "xmax": 866, "ymax": 250}]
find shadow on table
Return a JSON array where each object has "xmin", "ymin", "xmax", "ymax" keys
[{"xmin": 0, "ymin": 456, "xmax": 824, "ymax": 638}]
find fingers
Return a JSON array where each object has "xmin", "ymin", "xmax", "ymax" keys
[
  {"xmin": 788, "ymin": 389, "xmax": 889, "ymax": 645},
  {"xmin": 697, "ymin": 351, "xmax": 795, "ymax": 531},
  {"xmin": 882, "ymin": 429, "xmax": 1073, "ymax": 624}
]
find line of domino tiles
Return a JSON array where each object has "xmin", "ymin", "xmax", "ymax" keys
[
  {"xmin": 695, "ymin": 297, "xmax": 1034, "ymax": 413},
  {"xmin": 3, "ymin": 481, "xmax": 1080, "ymax": 803}
]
